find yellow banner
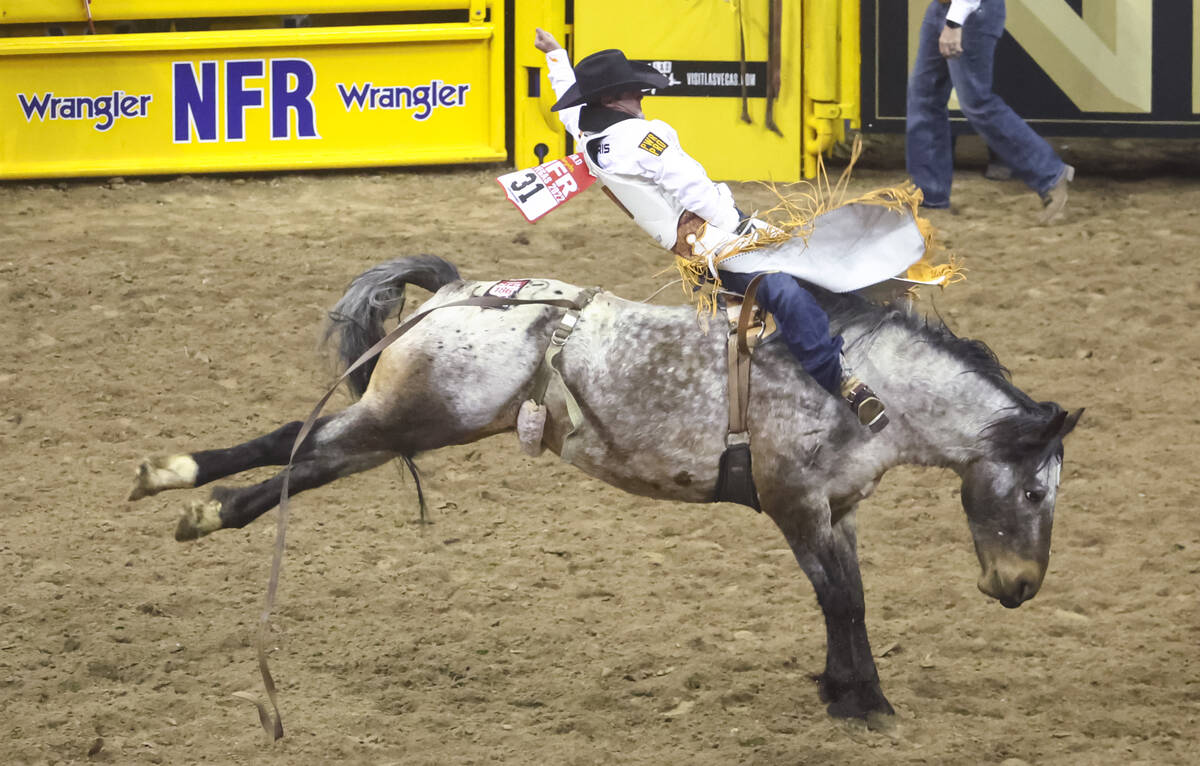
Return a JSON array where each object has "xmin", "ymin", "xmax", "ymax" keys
[
  {"xmin": 0, "ymin": 1, "xmax": 483, "ymax": 24},
  {"xmin": 573, "ymin": 0, "xmax": 803, "ymax": 182},
  {"xmin": 0, "ymin": 23, "xmax": 506, "ymax": 178}
]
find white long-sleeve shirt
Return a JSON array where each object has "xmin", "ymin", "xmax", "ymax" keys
[
  {"xmin": 945, "ymin": 0, "xmax": 982, "ymax": 26},
  {"xmin": 544, "ymin": 49, "xmax": 740, "ymax": 234}
]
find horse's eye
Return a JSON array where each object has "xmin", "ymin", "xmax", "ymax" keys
[{"xmin": 1024, "ymin": 489, "xmax": 1046, "ymax": 503}]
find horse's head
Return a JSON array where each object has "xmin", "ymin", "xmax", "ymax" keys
[{"xmin": 960, "ymin": 405, "xmax": 1084, "ymax": 608}]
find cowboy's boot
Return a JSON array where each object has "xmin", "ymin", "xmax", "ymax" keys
[{"xmin": 839, "ymin": 356, "xmax": 889, "ymax": 433}]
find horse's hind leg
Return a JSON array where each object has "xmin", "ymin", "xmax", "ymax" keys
[
  {"xmin": 170, "ymin": 402, "xmax": 408, "ymax": 540},
  {"xmin": 175, "ymin": 447, "xmax": 395, "ymax": 540},
  {"xmin": 128, "ymin": 419, "xmax": 324, "ymax": 501}
]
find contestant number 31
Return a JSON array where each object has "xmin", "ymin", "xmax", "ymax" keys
[{"xmin": 509, "ymin": 172, "xmax": 544, "ymax": 203}]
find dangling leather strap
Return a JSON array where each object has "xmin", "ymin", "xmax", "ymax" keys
[
  {"xmin": 241, "ymin": 289, "xmax": 600, "ymax": 742},
  {"xmin": 81, "ymin": 0, "xmax": 96, "ymax": 34},
  {"xmin": 728, "ymin": 274, "xmax": 766, "ymax": 439},
  {"xmin": 527, "ymin": 287, "xmax": 601, "ymax": 461},
  {"xmin": 715, "ymin": 274, "xmax": 765, "ymax": 511}
]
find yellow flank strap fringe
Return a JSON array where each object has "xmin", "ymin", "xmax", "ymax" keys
[{"xmin": 671, "ymin": 135, "xmax": 964, "ymax": 313}]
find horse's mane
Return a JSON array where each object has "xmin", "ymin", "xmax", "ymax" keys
[
  {"xmin": 817, "ymin": 288, "xmax": 1016, "ymax": 389},
  {"xmin": 817, "ymin": 288, "xmax": 1066, "ymax": 464}
]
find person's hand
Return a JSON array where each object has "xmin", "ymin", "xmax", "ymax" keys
[
  {"xmin": 939, "ymin": 25, "xmax": 964, "ymax": 58},
  {"xmin": 534, "ymin": 28, "xmax": 561, "ymax": 53}
]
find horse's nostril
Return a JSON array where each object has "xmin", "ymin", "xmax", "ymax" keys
[
  {"xmin": 986, "ymin": 570, "xmax": 1039, "ymax": 608},
  {"xmin": 1020, "ymin": 580, "xmax": 1036, "ymax": 603},
  {"xmin": 1012, "ymin": 576, "xmax": 1040, "ymax": 606}
]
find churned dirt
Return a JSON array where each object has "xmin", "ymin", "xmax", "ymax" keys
[{"xmin": 2, "ymin": 137, "xmax": 1199, "ymax": 765}]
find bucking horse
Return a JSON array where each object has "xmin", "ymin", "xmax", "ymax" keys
[{"xmin": 128, "ymin": 254, "xmax": 1081, "ymax": 721}]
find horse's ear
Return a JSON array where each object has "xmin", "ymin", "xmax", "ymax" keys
[
  {"xmin": 1060, "ymin": 407, "xmax": 1084, "ymax": 438},
  {"xmin": 1038, "ymin": 408, "xmax": 1068, "ymax": 443},
  {"xmin": 1037, "ymin": 406, "xmax": 1083, "ymax": 445}
]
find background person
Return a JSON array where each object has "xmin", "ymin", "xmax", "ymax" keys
[{"xmin": 905, "ymin": 0, "xmax": 1072, "ymax": 224}]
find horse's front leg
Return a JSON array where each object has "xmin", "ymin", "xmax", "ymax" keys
[{"xmin": 769, "ymin": 504, "xmax": 893, "ymax": 719}]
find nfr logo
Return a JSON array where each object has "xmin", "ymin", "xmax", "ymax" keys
[{"xmin": 173, "ymin": 58, "xmax": 320, "ymax": 143}]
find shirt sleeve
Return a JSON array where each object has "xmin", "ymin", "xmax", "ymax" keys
[
  {"xmin": 634, "ymin": 121, "xmax": 740, "ymax": 232},
  {"xmin": 946, "ymin": 0, "xmax": 981, "ymax": 26},
  {"xmin": 544, "ymin": 49, "xmax": 582, "ymax": 140}
]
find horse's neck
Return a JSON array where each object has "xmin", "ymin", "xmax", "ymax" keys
[{"xmin": 855, "ymin": 325, "xmax": 1016, "ymax": 470}]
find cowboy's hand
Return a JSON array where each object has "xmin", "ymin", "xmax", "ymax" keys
[
  {"xmin": 938, "ymin": 25, "xmax": 964, "ymax": 58},
  {"xmin": 534, "ymin": 28, "xmax": 562, "ymax": 53}
]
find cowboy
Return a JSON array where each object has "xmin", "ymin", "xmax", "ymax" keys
[{"xmin": 534, "ymin": 29, "xmax": 888, "ymax": 432}]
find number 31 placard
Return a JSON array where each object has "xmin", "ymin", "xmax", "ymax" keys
[{"xmin": 497, "ymin": 153, "xmax": 597, "ymax": 222}]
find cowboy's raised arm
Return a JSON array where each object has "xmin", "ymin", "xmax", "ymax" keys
[{"xmin": 535, "ymin": 28, "xmax": 582, "ymax": 140}]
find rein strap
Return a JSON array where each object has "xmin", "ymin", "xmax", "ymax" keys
[{"xmin": 243, "ymin": 289, "xmax": 599, "ymax": 741}]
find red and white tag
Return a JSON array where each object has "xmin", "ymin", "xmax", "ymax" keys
[
  {"xmin": 484, "ymin": 279, "xmax": 530, "ymax": 299},
  {"xmin": 497, "ymin": 153, "xmax": 597, "ymax": 222}
]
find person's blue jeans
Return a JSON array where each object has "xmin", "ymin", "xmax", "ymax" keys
[
  {"xmin": 719, "ymin": 270, "xmax": 843, "ymax": 395},
  {"xmin": 905, "ymin": 0, "xmax": 1065, "ymax": 208}
]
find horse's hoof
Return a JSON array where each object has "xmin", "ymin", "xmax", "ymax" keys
[
  {"xmin": 817, "ymin": 673, "xmax": 894, "ymax": 720},
  {"xmin": 865, "ymin": 710, "xmax": 897, "ymax": 732},
  {"xmin": 128, "ymin": 455, "xmax": 199, "ymax": 501},
  {"xmin": 175, "ymin": 499, "xmax": 222, "ymax": 541},
  {"xmin": 826, "ymin": 695, "xmax": 894, "ymax": 721}
]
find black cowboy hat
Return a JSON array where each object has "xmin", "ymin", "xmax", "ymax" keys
[{"xmin": 551, "ymin": 49, "xmax": 669, "ymax": 111}]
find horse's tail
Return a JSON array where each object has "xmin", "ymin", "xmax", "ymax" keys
[{"xmin": 323, "ymin": 255, "xmax": 462, "ymax": 398}]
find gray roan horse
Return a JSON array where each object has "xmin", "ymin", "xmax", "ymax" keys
[{"xmin": 128, "ymin": 254, "xmax": 1081, "ymax": 720}]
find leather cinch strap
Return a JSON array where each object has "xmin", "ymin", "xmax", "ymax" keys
[
  {"xmin": 728, "ymin": 274, "xmax": 766, "ymax": 439},
  {"xmin": 242, "ymin": 288, "xmax": 599, "ymax": 741},
  {"xmin": 526, "ymin": 287, "xmax": 600, "ymax": 461},
  {"xmin": 715, "ymin": 274, "xmax": 765, "ymax": 512}
]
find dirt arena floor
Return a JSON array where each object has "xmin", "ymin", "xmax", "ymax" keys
[{"xmin": 2, "ymin": 136, "xmax": 1199, "ymax": 765}]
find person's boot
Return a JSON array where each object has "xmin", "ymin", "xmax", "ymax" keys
[
  {"xmin": 842, "ymin": 376, "xmax": 889, "ymax": 433},
  {"xmin": 838, "ymin": 356, "xmax": 888, "ymax": 432},
  {"xmin": 983, "ymin": 162, "xmax": 1012, "ymax": 181},
  {"xmin": 1038, "ymin": 164, "xmax": 1074, "ymax": 225},
  {"xmin": 983, "ymin": 147, "xmax": 1012, "ymax": 181}
]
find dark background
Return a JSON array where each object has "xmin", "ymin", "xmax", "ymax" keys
[{"xmin": 860, "ymin": 0, "xmax": 1199, "ymax": 137}]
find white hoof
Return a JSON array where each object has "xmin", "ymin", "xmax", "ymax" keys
[
  {"xmin": 128, "ymin": 455, "xmax": 199, "ymax": 501},
  {"xmin": 175, "ymin": 499, "xmax": 222, "ymax": 541}
]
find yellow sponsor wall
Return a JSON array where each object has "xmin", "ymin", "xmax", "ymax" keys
[
  {"xmin": 511, "ymin": 0, "xmax": 570, "ymax": 169},
  {"xmin": 0, "ymin": 8, "xmax": 506, "ymax": 178},
  {"xmin": 0, "ymin": 1, "xmax": 486, "ymax": 24},
  {"xmin": 1, "ymin": 1, "xmax": 868, "ymax": 180},
  {"xmin": 573, "ymin": 0, "xmax": 804, "ymax": 182}
]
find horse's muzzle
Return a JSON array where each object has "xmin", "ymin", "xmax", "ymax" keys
[{"xmin": 976, "ymin": 553, "xmax": 1046, "ymax": 608}]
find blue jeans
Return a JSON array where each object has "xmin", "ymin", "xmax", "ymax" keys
[
  {"xmin": 719, "ymin": 270, "xmax": 843, "ymax": 395},
  {"xmin": 905, "ymin": 0, "xmax": 1065, "ymax": 208}
]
